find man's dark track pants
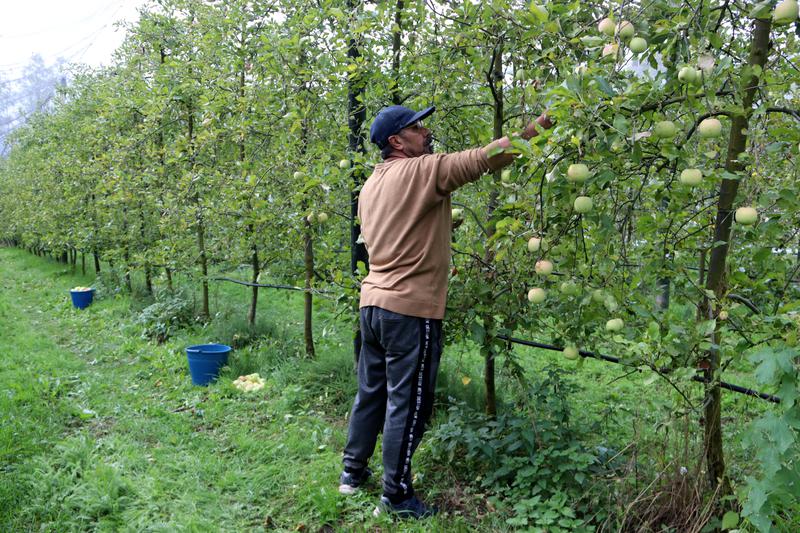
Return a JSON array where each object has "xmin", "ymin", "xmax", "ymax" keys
[{"xmin": 343, "ymin": 306, "xmax": 443, "ymax": 501}]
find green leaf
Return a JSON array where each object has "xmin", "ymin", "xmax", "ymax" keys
[
  {"xmin": 749, "ymin": 1, "xmax": 772, "ymax": 19},
  {"xmin": 721, "ymin": 511, "xmax": 739, "ymax": 529},
  {"xmin": 593, "ymin": 76, "xmax": 616, "ymax": 97},
  {"xmin": 486, "ymin": 146, "xmax": 505, "ymax": 158}
]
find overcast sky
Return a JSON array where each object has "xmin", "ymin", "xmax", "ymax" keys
[{"xmin": 0, "ymin": 0, "xmax": 148, "ymax": 78}]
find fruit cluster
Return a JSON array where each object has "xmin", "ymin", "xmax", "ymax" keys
[{"xmin": 233, "ymin": 373, "xmax": 265, "ymax": 392}]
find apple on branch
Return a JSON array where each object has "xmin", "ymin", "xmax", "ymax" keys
[
  {"xmin": 628, "ymin": 37, "xmax": 647, "ymax": 53},
  {"xmin": 774, "ymin": 0, "xmax": 799, "ymax": 25},
  {"xmin": 653, "ymin": 120, "xmax": 678, "ymax": 139},
  {"xmin": 697, "ymin": 118, "xmax": 722, "ymax": 139},
  {"xmin": 567, "ymin": 163, "xmax": 591, "ymax": 182},
  {"xmin": 527, "ymin": 287, "xmax": 547, "ymax": 304},
  {"xmin": 563, "ymin": 345, "xmax": 580, "ymax": 360},
  {"xmin": 527, "ymin": 236, "xmax": 545, "ymax": 252},
  {"xmin": 598, "ymin": 17, "xmax": 615, "ymax": 36},
  {"xmin": 734, "ymin": 206, "xmax": 758, "ymax": 225},
  {"xmin": 535, "ymin": 260, "xmax": 554, "ymax": 276},
  {"xmin": 679, "ymin": 168, "xmax": 703, "ymax": 186},
  {"xmin": 574, "ymin": 196, "xmax": 593, "ymax": 213}
]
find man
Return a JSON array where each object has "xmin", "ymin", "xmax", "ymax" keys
[{"xmin": 339, "ymin": 104, "xmax": 552, "ymax": 518}]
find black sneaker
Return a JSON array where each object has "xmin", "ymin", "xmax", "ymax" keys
[
  {"xmin": 373, "ymin": 495, "xmax": 439, "ymax": 519},
  {"xmin": 338, "ymin": 467, "xmax": 372, "ymax": 495}
]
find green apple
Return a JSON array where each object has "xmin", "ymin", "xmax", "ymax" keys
[
  {"xmin": 306, "ymin": 213, "xmax": 316, "ymax": 223},
  {"xmin": 605, "ymin": 318, "xmax": 624, "ymax": 332},
  {"xmin": 501, "ymin": 169, "xmax": 512, "ymax": 183},
  {"xmin": 677, "ymin": 66, "xmax": 697, "ymax": 84},
  {"xmin": 563, "ymin": 345, "xmax": 580, "ymax": 360},
  {"xmin": 679, "ymin": 168, "xmax": 703, "ymax": 186},
  {"xmin": 339, "ymin": 159, "xmax": 350, "ymax": 169},
  {"xmin": 293, "ymin": 171, "xmax": 305, "ymax": 180},
  {"xmin": 616, "ymin": 21, "xmax": 635, "ymax": 40},
  {"xmin": 317, "ymin": 212, "xmax": 328, "ymax": 223},
  {"xmin": 560, "ymin": 280, "xmax": 579, "ymax": 296},
  {"xmin": 535, "ymin": 260, "xmax": 554, "ymax": 276},
  {"xmin": 654, "ymin": 120, "xmax": 678, "ymax": 139},
  {"xmin": 573, "ymin": 196, "xmax": 593, "ymax": 213},
  {"xmin": 527, "ymin": 287, "xmax": 547, "ymax": 304},
  {"xmin": 527, "ymin": 236, "xmax": 544, "ymax": 252},
  {"xmin": 567, "ymin": 163, "xmax": 591, "ymax": 182},
  {"xmin": 628, "ymin": 37, "xmax": 647, "ymax": 53},
  {"xmin": 697, "ymin": 118, "xmax": 722, "ymax": 138},
  {"xmin": 774, "ymin": 0, "xmax": 799, "ymax": 24},
  {"xmin": 598, "ymin": 17, "xmax": 615, "ymax": 36},
  {"xmin": 719, "ymin": 310, "xmax": 729, "ymax": 321},
  {"xmin": 452, "ymin": 208, "xmax": 464, "ymax": 220},
  {"xmin": 734, "ymin": 206, "xmax": 758, "ymax": 225},
  {"xmin": 592, "ymin": 289, "xmax": 605, "ymax": 303}
]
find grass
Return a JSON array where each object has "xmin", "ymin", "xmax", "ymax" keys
[
  {"xmin": 0, "ymin": 246, "xmax": 786, "ymax": 531},
  {"xmin": 0, "ymin": 248, "xmax": 514, "ymax": 531}
]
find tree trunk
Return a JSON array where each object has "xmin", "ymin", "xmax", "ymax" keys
[
  {"xmin": 186, "ymin": 92, "xmax": 209, "ymax": 319},
  {"xmin": 248, "ymin": 244, "xmax": 259, "ymax": 327},
  {"xmin": 94, "ymin": 251, "xmax": 101, "ymax": 274},
  {"xmin": 195, "ymin": 206, "xmax": 210, "ymax": 319},
  {"xmin": 165, "ymin": 267, "xmax": 174, "ymax": 293},
  {"xmin": 237, "ymin": 38, "xmax": 260, "ymax": 330},
  {"xmin": 304, "ymin": 217, "xmax": 315, "ymax": 358},
  {"xmin": 139, "ymin": 204, "xmax": 153, "ymax": 297},
  {"xmin": 483, "ymin": 38, "xmax": 504, "ymax": 417},
  {"xmin": 123, "ymin": 250, "xmax": 132, "ymax": 293},
  {"xmin": 700, "ymin": 17, "xmax": 771, "ymax": 493},
  {"xmin": 390, "ymin": 0, "xmax": 404, "ymax": 105},
  {"xmin": 347, "ymin": 0, "xmax": 369, "ymax": 366},
  {"xmin": 656, "ymin": 197, "xmax": 670, "ymax": 311}
]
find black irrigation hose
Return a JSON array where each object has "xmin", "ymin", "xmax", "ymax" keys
[
  {"xmin": 499, "ymin": 335, "xmax": 781, "ymax": 404},
  {"xmin": 208, "ymin": 277, "xmax": 782, "ymax": 404},
  {"xmin": 210, "ymin": 277, "xmax": 332, "ymax": 294}
]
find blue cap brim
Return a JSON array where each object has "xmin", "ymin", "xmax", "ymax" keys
[{"xmin": 398, "ymin": 106, "xmax": 435, "ymax": 130}]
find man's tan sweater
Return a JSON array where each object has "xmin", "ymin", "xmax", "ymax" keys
[{"xmin": 358, "ymin": 148, "xmax": 494, "ymax": 319}]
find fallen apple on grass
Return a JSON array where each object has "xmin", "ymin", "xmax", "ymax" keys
[{"xmin": 233, "ymin": 373, "xmax": 266, "ymax": 392}]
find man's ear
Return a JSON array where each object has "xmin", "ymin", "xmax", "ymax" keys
[{"xmin": 387, "ymin": 133, "xmax": 404, "ymax": 151}]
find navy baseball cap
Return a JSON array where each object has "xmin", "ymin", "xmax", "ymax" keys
[{"xmin": 369, "ymin": 105, "xmax": 435, "ymax": 148}]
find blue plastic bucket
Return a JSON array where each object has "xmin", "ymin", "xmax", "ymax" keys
[
  {"xmin": 186, "ymin": 344, "xmax": 232, "ymax": 386},
  {"xmin": 70, "ymin": 288, "xmax": 95, "ymax": 309}
]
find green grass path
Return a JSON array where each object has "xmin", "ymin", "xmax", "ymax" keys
[{"xmin": 0, "ymin": 248, "xmax": 491, "ymax": 532}]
